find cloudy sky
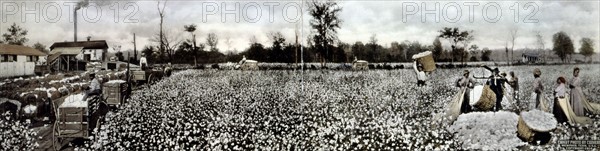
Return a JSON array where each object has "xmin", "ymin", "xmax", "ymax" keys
[{"xmin": 1, "ymin": 0, "xmax": 598, "ymax": 54}]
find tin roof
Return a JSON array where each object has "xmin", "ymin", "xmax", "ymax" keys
[{"xmin": 0, "ymin": 44, "xmax": 47, "ymax": 56}]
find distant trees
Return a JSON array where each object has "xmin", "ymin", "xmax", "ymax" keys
[
  {"xmin": 269, "ymin": 32, "xmax": 287, "ymax": 62},
  {"xmin": 468, "ymin": 45, "xmax": 479, "ymax": 61},
  {"xmin": 579, "ymin": 38, "xmax": 595, "ymax": 62},
  {"xmin": 2, "ymin": 23, "xmax": 28, "ymax": 45},
  {"xmin": 142, "ymin": 46, "xmax": 156, "ymax": 62},
  {"xmin": 33, "ymin": 42, "xmax": 48, "ymax": 53},
  {"xmin": 438, "ymin": 27, "xmax": 472, "ymax": 64},
  {"xmin": 481, "ymin": 47, "xmax": 492, "ymax": 61},
  {"xmin": 307, "ymin": 0, "xmax": 342, "ymax": 66},
  {"xmin": 115, "ymin": 51, "xmax": 124, "ymax": 61},
  {"xmin": 552, "ymin": 31, "xmax": 575, "ymax": 63},
  {"xmin": 433, "ymin": 38, "xmax": 443, "ymax": 60}
]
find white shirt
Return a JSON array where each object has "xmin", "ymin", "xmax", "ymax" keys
[
  {"xmin": 555, "ymin": 83, "xmax": 566, "ymax": 98},
  {"xmin": 90, "ymin": 78, "xmax": 101, "ymax": 91},
  {"xmin": 413, "ymin": 61, "xmax": 428, "ymax": 81},
  {"xmin": 139, "ymin": 57, "xmax": 148, "ymax": 66}
]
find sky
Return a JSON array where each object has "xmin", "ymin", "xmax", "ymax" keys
[{"xmin": 0, "ymin": 0, "xmax": 599, "ymax": 54}]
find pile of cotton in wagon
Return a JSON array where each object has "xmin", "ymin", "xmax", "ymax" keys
[
  {"xmin": 448, "ymin": 111, "xmax": 526, "ymax": 150},
  {"xmin": 106, "ymin": 80, "xmax": 126, "ymax": 84},
  {"xmin": 60, "ymin": 93, "xmax": 87, "ymax": 108}
]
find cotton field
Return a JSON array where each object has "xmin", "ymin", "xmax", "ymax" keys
[{"xmin": 2, "ymin": 65, "xmax": 599, "ymax": 150}]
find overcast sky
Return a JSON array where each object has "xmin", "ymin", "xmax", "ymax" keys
[{"xmin": 1, "ymin": 0, "xmax": 598, "ymax": 54}]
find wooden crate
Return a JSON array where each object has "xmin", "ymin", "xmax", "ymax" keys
[
  {"xmin": 103, "ymin": 82, "xmax": 127, "ymax": 106},
  {"xmin": 57, "ymin": 107, "xmax": 88, "ymax": 138},
  {"xmin": 132, "ymin": 70, "xmax": 146, "ymax": 81}
]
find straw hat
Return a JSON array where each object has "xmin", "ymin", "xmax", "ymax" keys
[{"xmin": 534, "ymin": 68, "xmax": 541, "ymax": 76}]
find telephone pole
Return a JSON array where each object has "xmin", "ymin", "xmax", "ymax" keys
[{"xmin": 133, "ymin": 33, "xmax": 137, "ymax": 62}]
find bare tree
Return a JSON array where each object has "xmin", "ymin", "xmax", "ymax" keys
[
  {"xmin": 157, "ymin": 1, "xmax": 167, "ymax": 58},
  {"xmin": 509, "ymin": 28, "xmax": 518, "ymax": 65},
  {"xmin": 535, "ymin": 31, "xmax": 545, "ymax": 62},
  {"xmin": 151, "ymin": 29, "xmax": 182, "ymax": 61}
]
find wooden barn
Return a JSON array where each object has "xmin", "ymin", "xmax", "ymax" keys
[
  {"xmin": 48, "ymin": 39, "xmax": 108, "ymax": 71},
  {"xmin": 0, "ymin": 44, "xmax": 47, "ymax": 78}
]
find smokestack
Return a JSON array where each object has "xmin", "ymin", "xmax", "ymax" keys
[
  {"xmin": 74, "ymin": 0, "xmax": 88, "ymax": 42},
  {"xmin": 74, "ymin": 10, "xmax": 77, "ymax": 42}
]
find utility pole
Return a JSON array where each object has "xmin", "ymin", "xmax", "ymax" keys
[{"xmin": 133, "ymin": 33, "xmax": 137, "ymax": 62}]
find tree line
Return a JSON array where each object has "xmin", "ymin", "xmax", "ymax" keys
[{"xmin": 1, "ymin": 0, "xmax": 596, "ymax": 65}]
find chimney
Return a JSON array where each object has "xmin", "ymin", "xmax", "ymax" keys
[
  {"xmin": 74, "ymin": 10, "xmax": 78, "ymax": 42},
  {"xmin": 87, "ymin": 36, "xmax": 91, "ymax": 41}
]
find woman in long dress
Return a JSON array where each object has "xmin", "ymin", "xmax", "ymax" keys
[
  {"xmin": 570, "ymin": 67, "xmax": 585, "ymax": 116},
  {"xmin": 456, "ymin": 70, "xmax": 476, "ymax": 113},
  {"xmin": 553, "ymin": 77, "xmax": 568, "ymax": 123}
]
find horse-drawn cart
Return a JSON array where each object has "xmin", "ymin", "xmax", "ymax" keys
[{"xmin": 52, "ymin": 93, "xmax": 108, "ymax": 150}]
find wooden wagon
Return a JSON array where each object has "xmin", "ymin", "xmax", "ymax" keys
[
  {"xmin": 52, "ymin": 93, "xmax": 108, "ymax": 150},
  {"xmin": 131, "ymin": 67, "xmax": 166, "ymax": 86},
  {"xmin": 352, "ymin": 60, "xmax": 369, "ymax": 70},
  {"xmin": 239, "ymin": 60, "xmax": 259, "ymax": 70}
]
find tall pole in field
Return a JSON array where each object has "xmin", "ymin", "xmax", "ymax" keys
[
  {"xmin": 301, "ymin": 0, "xmax": 304, "ymax": 71},
  {"xmin": 133, "ymin": 33, "xmax": 137, "ymax": 62}
]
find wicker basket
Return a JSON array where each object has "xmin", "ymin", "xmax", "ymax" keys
[
  {"xmin": 412, "ymin": 51, "xmax": 436, "ymax": 72},
  {"xmin": 517, "ymin": 116, "xmax": 535, "ymax": 142},
  {"xmin": 474, "ymin": 85, "xmax": 496, "ymax": 111}
]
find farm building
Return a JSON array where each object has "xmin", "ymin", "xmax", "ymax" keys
[
  {"xmin": 48, "ymin": 39, "xmax": 108, "ymax": 71},
  {"xmin": 0, "ymin": 44, "xmax": 47, "ymax": 78},
  {"xmin": 522, "ymin": 52, "xmax": 541, "ymax": 64}
]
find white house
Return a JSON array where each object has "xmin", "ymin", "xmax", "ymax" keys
[
  {"xmin": 0, "ymin": 44, "xmax": 47, "ymax": 78},
  {"xmin": 522, "ymin": 53, "xmax": 541, "ymax": 64},
  {"xmin": 49, "ymin": 39, "xmax": 108, "ymax": 71}
]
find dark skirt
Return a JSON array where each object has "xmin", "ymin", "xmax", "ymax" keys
[
  {"xmin": 460, "ymin": 90, "xmax": 471, "ymax": 113},
  {"xmin": 553, "ymin": 98, "xmax": 568, "ymax": 124}
]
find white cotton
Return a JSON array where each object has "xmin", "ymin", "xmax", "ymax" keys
[
  {"xmin": 106, "ymin": 80, "xmax": 127, "ymax": 84},
  {"xmin": 34, "ymin": 87, "xmax": 47, "ymax": 91},
  {"xmin": 60, "ymin": 93, "xmax": 87, "ymax": 108},
  {"xmin": 23, "ymin": 105, "xmax": 37, "ymax": 114},
  {"xmin": 411, "ymin": 51, "xmax": 432, "ymax": 59},
  {"xmin": 448, "ymin": 111, "xmax": 525, "ymax": 150},
  {"xmin": 469, "ymin": 85, "xmax": 484, "ymax": 106},
  {"xmin": 521, "ymin": 109, "xmax": 557, "ymax": 132}
]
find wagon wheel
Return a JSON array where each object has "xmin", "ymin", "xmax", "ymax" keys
[{"xmin": 53, "ymin": 122, "xmax": 62, "ymax": 151}]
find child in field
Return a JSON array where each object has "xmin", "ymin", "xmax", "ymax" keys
[
  {"xmin": 413, "ymin": 61, "xmax": 428, "ymax": 86},
  {"xmin": 508, "ymin": 71, "xmax": 519, "ymax": 103}
]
